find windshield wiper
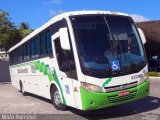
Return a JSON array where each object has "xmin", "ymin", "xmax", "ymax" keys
[
  {"xmin": 104, "ymin": 17, "xmax": 122, "ymax": 65},
  {"xmin": 112, "ymin": 32, "xmax": 136, "ymax": 71},
  {"xmin": 103, "ymin": 17, "xmax": 117, "ymax": 59},
  {"xmin": 114, "ymin": 34, "xmax": 123, "ymax": 65},
  {"xmin": 103, "ymin": 17, "xmax": 136, "ymax": 72}
]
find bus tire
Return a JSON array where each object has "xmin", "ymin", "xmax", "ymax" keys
[
  {"xmin": 51, "ymin": 86, "xmax": 67, "ymax": 111},
  {"xmin": 20, "ymin": 81, "xmax": 26, "ymax": 96}
]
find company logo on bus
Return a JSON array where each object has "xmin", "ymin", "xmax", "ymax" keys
[
  {"xmin": 131, "ymin": 74, "xmax": 143, "ymax": 80},
  {"xmin": 120, "ymin": 85, "xmax": 125, "ymax": 90},
  {"xmin": 17, "ymin": 68, "xmax": 28, "ymax": 74}
]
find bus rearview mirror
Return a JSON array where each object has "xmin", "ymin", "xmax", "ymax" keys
[
  {"xmin": 138, "ymin": 28, "xmax": 146, "ymax": 44},
  {"xmin": 59, "ymin": 28, "xmax": 71, "ymax": 50}
]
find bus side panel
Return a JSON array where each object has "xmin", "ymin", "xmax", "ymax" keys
[
  {"xmin": 10, "ymin": 75, "xmax": 19, "ymax": 90},
  {"xmin": 9, "ymin": 57, "xmax": 53, "ymax": 100},
  {"xmin": 73, "ymin": 80, "xmax": 83, "ymax": 110}
]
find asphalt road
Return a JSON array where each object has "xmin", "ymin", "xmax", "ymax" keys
[{"xmin": 0, "ymin": 78, "xmax": 160, "ymax": 120}]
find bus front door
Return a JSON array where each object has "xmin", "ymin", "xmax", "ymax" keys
[{"xmin": 51, "ymin": 33, "xmax": 76, "ymax": 108}]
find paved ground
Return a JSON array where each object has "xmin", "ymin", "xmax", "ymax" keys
[{"xmin": 0, "ymin": 78, "xmax": 160, "ymax": 120}]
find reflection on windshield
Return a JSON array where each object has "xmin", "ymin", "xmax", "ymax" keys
[{"xmin": 71, "ymin": 15, "xmax": 146, "ymax": 78}]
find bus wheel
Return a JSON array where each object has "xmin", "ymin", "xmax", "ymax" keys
[
  {"xmin": 20, "ymin": 82, "xmax": 26, "ymax": 96},
  {"xmin": 51, "ymin": 87, "xmax": 67, "ymax": 111}
]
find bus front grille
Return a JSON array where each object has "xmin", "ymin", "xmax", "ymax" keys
[
  {"xmin": 107, "ymin": 90, "xmax": 137, "ymax": 103},
  {"xmin": 104, "ymin": 81, "xmax": 138, "ymax": 92}
]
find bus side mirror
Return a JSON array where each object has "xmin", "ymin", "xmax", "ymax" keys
[
  {"xmin": 138, "ymin": 28, "xmax": 146, "ymax": 44},
  {"xmin": 59, "ymin": 28, "xmax": 71, "ymax": 50}
]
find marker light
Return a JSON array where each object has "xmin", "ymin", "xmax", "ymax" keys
[{"xmin": 139, "ymin": 73, "xmax": 148, "ymax": 85}]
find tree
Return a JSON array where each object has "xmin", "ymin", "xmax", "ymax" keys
[
  {"xmin": 0, "ymin": 9, "xmax": 33, "ymax": 51},
  {"xmin": 20, "ymin": 22, "xmax": 29, "ymax": 30},
  {"xmin": 19, "ymin": 22, "xmax": 33, "ymax": 38},
  {"xmin": 0, "ymin": 9, "xmax": 19, "ymax": 51}
]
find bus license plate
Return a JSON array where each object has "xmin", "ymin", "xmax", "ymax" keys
[{"xmin": 118, "ymin": 90, "xmax": 130, "ymax": 97}]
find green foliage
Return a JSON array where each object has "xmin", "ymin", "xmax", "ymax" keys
[
  {"xmin": 19, "ymin": 22, "xmax": 29, "ymax": 30},
  {"xmin": 19, "ymin": 22, "xmax": 33, "ymax": 38},
  {"xmin": 0, "ymin": 9, "xmax": 16, "ymax": 51},
  {"xmin": 0, "ymin": 9, "xmax": 33, "ymax": 51},
  {"xmin": 148, "ymin": 72, "xmax": 160, "ymax": 77},
  {"xmin": 19, "ymin": 29, "xmax": 33, "ymax": 38},
  {"xmin": 0, "ymin": 28, "xmax": 21, "ymax": 51},
  {"xmin": 0, "ymin": 9, "xmax": 14, "ymax": 29}
]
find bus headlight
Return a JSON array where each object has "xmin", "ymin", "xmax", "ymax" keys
[
  {"xmin": 81, "ymin": 82, "xmax": 103, "ymax": 92},
  {"xmin": 139, "ymin": 74, "xmax": 148, "ymax": 85}
]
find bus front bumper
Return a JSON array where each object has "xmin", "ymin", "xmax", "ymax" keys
[{"xmin": 80, "ymin": 80, "xmax": 149, "ymax": 111}]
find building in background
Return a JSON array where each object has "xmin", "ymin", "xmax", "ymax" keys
[
  {"xmin": 0, "ymin": 49, "xmax": 9, "ymax": 61},
  {"xmin": 137, "ymin": 21, "xmax": 160, "ymax": 72},
  {"xmin": 137, "ymin": 21, "xmax": 160, "ymax": 59}
]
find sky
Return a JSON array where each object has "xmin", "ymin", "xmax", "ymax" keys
[{"xmin": 0, "ymin": 0, "xmax": 160, "ymax": 29}]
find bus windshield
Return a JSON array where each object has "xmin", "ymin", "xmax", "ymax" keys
[{"xmin": 70, "ymin": 15, "xmax": 146, "ymax": 78}]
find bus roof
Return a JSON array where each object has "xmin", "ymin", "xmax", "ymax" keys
[{"xmin": 8, "ymin": 10, "xmax": 129, "ymax": 53}]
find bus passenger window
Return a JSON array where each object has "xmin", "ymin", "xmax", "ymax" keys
[
  {"xmin": 30, "ymin": 40, "xmax": 35, "ymax": 58},
  {"xmin": 22, "ymin": 44, "xmax": 26, "ymax": 61},
  {"xmin": 13, "ymin": 49, "xmax": 18, "ymax": 64},
  {"xmin": 46, "ymin": 31, "xmax": 52, "ymax": 55},
  {"xmin": 18, "ymin": 47, "xmax": 22, "ymax": 62},
  {"xmin": 35, "ymin": 38, "xmax": 40, "ymax": 58},
  {"xmin": 40, "ymin": 34, "xmax": 47, "ymax": 56},
  {"xmin": 26, "ymin": 42, "xmax": 30, "ymax": 60}
]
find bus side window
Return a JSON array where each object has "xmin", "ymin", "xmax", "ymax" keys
[
  {"xmin": 46, "ymin": 31, "xmax": 52, "ymax": 55},
  {"xmin": 18, "ymin": 46, "xmax": 22, "ymax": 62},
  {"xmin": 40, "ymin": 34, "xmax": 47, "ymax": 56},
  {"xmin": 30, "ymin": 40, "xmax": 35, "ymax": 58},
  {"xmin": 9, "ymin": 52, "xmax": 13, "ymax": 65},
  {"xmin": 35, "ymin": 37, "xmax": 40, "ymax": 58},
  {"xmin": 22, "ymin": 44, "xmax": 26, "ymax": 61},
  {"xmin": 26, "ymin": 41, "xmax": 30, "ymax": 60},
  {"xmin": 13, "ymin": 49, "xmax": 17, "ymax": 64},
  {"xmin": 55, "ymin": 38, "xmax": 71, "ymax": 75},
  {"xmin": 68, "ymin": 49, "xmax": 77, "ymax": 79},
  {"xmin": 54, "ymin": 37, "xmax": 77, "ymax": 79}
]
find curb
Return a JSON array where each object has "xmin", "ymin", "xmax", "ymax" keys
[
  {"xmin": 149, "ymin": 76, "xmax": 160, "ymax": 79},
  {"xmin": 0, "ymin": 82, "xmax": 11, "ymax": 85}
]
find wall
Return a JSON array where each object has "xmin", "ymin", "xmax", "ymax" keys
[{"xmin": 0, "ymin": 61, "xmax": 11, "ymax": 82}]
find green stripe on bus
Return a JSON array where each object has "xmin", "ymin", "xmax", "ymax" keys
[
  {"xmin": 102, "ymin": 78, "xmax": 112, "ymax": 87},
  {"xmin": 34, "ymin": 61, "xmax": 66, "ymax": 105},
  {"xmin": 10, "ymin": 60, "xmax": 66, "ymax": 105}
]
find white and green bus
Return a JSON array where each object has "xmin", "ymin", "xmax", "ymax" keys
[{"xmin": 9, "ymin": 11, "xmax": 149, "ymax": 111}]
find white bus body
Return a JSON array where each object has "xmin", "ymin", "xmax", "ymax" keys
[{"xmin": 9, "ymin": 11, "xmax": 149, "ymax": 111}]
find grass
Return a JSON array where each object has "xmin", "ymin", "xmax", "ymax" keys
[{"xmin": 148, "ymin": 72, "xmax": 160, "ymax": 77}]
